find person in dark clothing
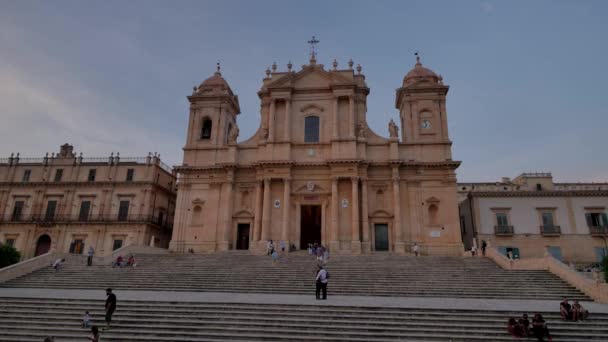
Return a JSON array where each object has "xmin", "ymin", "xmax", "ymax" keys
[
  {"xmin": 104, "ymin": 288, "xmax": 117, "ymax": 330},
  {"xmin": 532, "ymin": 313, "xmax": 551, "ymax": 342},
  {"xmin": 518, "ymin": 313, "xmax": 531, "ymax": 336},
  {"xmin": 481, "ymin": 240, "xmax": 487, "ymax": 256},
  {"xmin": 560, "ymin": 298, "xmax": 572, "ymax": 320}
]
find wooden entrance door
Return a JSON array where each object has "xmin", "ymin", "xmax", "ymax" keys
[
  {"xmin": 35, "ymin": 234, "xmax": 51, "ymax": 256},
  {"xmin": 374, "ymin": 224, "xmax": 389, "ymax": 251},
  {"xmin": 236, "ymin": 223, "xmax": 250, "ymax": 250}
]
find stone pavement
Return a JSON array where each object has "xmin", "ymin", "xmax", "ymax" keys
[{"xmin": 2, "ymin": 287, "xmax": 608, "ymax": 314}]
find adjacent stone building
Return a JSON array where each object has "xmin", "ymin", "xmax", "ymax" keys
[
  {"xmin": 459, "ymin": 173, "xmax": 608, "ymax": 263},
  {"xmin": 170, "ymin": 53, "xmax": 464, "ymax": 255},
  {"xmin": 0, "ymin": 144, "xmax": 176, "ymax": 259}
]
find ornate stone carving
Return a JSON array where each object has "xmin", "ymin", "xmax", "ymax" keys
[
  {"xmin": 228, "ymin": 125, "xmax": 239, "ymax": 144},
  {"xmin": 357, "ymin": 122, "xmax": 367, "ymax": 138},
  {"xmin": 388, "ymin": 119, "xmax": 399, "ymax": 138}
]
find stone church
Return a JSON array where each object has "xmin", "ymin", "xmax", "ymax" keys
[{"xmin": 170, "ymin": 49, "xmax": 464, "ymax": 255}]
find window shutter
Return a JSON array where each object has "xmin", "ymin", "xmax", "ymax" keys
[
  {"xmin": 585, "ymin": 213, "xmax": 593, "ymax": 227},
  {"xmin": 601, "ymin": 213, "xmax": 608, "ymax": 227}
]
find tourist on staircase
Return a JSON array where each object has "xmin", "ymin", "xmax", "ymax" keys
[
  {"xmin": 88, "ymin": 326, "xmax": 100, "ymax": 342},
  {"xmin": 560, "ymin": 298, "xmax": 572, "ymax": 320},
  {"xmin": 481, "ymin": 240, "xmax": 487, "ymax": 256},
  {"xmin": 413, "ymin": 243, "xmax": 419, "ymax": 257},
  {"xmin": 104, "ymin": 288, "xmax": 117, "ymax": 331},
  {"xmin": 315, "ymin": 265, "xmax": 328, "ymax": 300},
  {"xmin": 518, "ymin": 313, "xmax": 531, "ymax": 337},
  {"xmin": 572, "ymin": 300, "xmax": 589, "ymax": 321},
  {"xmin": 507, "ymin": 317, "xmax": 526, "ymax": 338},
  {"xmin": 87, "ymin": 246, "xmax": 95, "ymax": 266},
  {"xmin": 532, "ymin": 313, "xmax": 552, "ymax": 341},
  {"xmin": 52, "ymin": 258, "xmax": 65, "ymax": 272}
]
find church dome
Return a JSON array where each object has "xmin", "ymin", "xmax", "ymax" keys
[
  {"xmin": 193, "ymin": 63, "xmax": 234, "ymax": 94},
  {"xmin": 402, "ymin": 56, "xmax": 441, "ymax": 87}
]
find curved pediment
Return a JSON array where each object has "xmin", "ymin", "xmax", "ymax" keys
[
  {"xmin": 300, "ymin": 103, "xmax": 325, "ymax": 113},
  {"xmin": 370, "ymin": 209, "xmax": 393, "ymax": 218},
  {"xmin": 233, "ymin": 209, "xmax": 253, "ymax": 218},
  {"xmin": 265, "ymin": 65, "xmax": 353, "ymax": 89},
  {"xmin": 425, "ymin": 196, "xmax": 440, "ymax": 204}
]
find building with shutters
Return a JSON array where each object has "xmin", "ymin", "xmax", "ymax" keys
[
  {"xmin": 459, "ymin": 173, "xmax": 608, "ymax": 263},
  {"xmin": 170, "ymin": 50, "xmax": 464, "ymax": 255},
  {"xmin": 0, "ymin": 144, "xmax": 176, "ymax": 259}
]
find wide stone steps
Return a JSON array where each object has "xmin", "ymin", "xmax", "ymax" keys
[
  {"xmin": 0, "ymin": 298, "xmax": 606, "ymax": 342},
  {"xmin": 1, "ymin": 254, "xmax": 590, "ymax": 300}
]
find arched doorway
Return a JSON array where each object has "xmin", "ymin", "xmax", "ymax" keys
[{"xmin": 35, "ymin": 235, "xmax": 51, "ymax": 256}]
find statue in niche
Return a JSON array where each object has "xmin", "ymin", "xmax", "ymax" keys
[
  {"xmin": 357, "ymin": 122, "xmax": 367, "ymax": 138},
  {"xmin": 228, "ymin": 125, "xmax": 239, "ymax": 144},
  {"xmin": 261, "ymin": 126, "xmax": 269, "ymax": 140},
  {"xmin": 388, "ymin": 119, "xmax": 399, "ymax": 138}
]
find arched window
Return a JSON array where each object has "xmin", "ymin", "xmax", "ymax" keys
[
  {"xmin": 428, "ymin": 204, "xmax": 439, "ymax": 225},
  {"xmin": 201, "ymin": 118, "xmax": 212, "ymax": 140},
  {"xmin": 304, "ymin": 116, "xmax": 320, "ymax": 143}
]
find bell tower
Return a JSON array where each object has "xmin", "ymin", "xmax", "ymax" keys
[
  {"xmin": 395, "ymin": 55, "xmax": 452, "ymax": 160},
  {"xmin": 185, "ymin": 63, "xmax": 240, "ymax": 152}
]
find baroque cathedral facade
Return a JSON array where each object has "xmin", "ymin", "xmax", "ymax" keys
[{"xmin": 169, "ymin": 52, "xmax": 464, "ymax": 255}]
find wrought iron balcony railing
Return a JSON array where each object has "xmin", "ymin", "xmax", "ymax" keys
[
  {"xmin": 540, "ymin": 225, "xmax": 561, "ymax": 236},
  {"xmin": 0, "ymin": 213, "xmax": 172, "ymax": 229},
  {"xmin": 494, "ymin": 225, "xmax": 514, "ymax": 235},
  {"xmin": 589, "ymin": 226, "xmax": 608, "ymax": 236}
]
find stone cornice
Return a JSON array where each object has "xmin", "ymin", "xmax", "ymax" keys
[
  {"xmin": 0, "ymin": 181, "xmax": 175, "ymax": 195},
  {"xmin": 467, "ymin": 190, "xmax": 608, "ymax": 198}
]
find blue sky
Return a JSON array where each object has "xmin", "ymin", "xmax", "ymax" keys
[{"xmin": 1, "ymin": 0, "xmax": 606, "ymax": 182}]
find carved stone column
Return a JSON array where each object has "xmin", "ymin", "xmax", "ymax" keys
[
  {"xmin": 268, "ymin": 99, "xmax": 276, "ymax": 142},
  {"xmin": 351, "ymin": 177, "xmax": 361, "ymax": 254},
  {"xmin": 261, "ymin": 178, "xmax": 271, "ymax": 241},
  {"xmin": 392, "ymin": 167, "xmax": 405, "ymax": 253},
  {"xmin": 332, "ymin": 97, "xmax": 339, "ymax": 139},
  {"xmin": 349, "ymin": 96, "xmax": 355, "ymax": 138},
  {"xmin": 361, "ymin": 178, "xmax": 371, "ymax": 252},
  {"xmin": 281, "ymin": 178, "xmax": 291, "ymax": 242},
  {"xmin": 253, "ymin": 180, "xmax": 263, "ymax": 242},
  {"xmin": 285, "ymin": 99, "xmax": 291, "ymax": 141},
  {"xmin": 330, "ymin": 177, "xmax": 340, "ymax": 252}
]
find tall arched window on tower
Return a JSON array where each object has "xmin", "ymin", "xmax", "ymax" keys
[
  {"xmin": 304, "ymin": 116, "xmax": 320, "ymax": 143},
  {"xmin": 201, "ymin": 118, "xmax": 212, "ymax": 140}
]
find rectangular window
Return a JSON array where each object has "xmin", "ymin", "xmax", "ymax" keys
[
  {"xmin": 88, "ymin": 169, "xmax": 96, "ymax": 182},
  {"xmin": 5, "ymin": 239, "xmax": 15, "ymax": 247},
  {"xmin": 586, "ymin": 213, "xmax": 608, "ymax": 227},
  {"xmin": 45, "ymin": 200, "xmax": 57, "ymax": 221},
  {"xmin": 12, "ymin": 201, "xmax": 24, "ymax": 221},
  {"xmin": 541, "ymin": 212, "xmax": 554, "ymax": 226},
  {"xmin": 496, "ymin": 213, "xmax": 509, "ymax": 226},
  {"xmin": 547, "ymin": 246, "xmax": 563, "ymax": 261},
  {"xmin": 304, "ymin": 116, "xmax": 320, "ymax": 143},
  {"xmin": 126, "ymin": 169, "xmax": 134, "ymax": 182},
  {"xmin": 112, "ymin": 239, "xmax": 123, "ymax": 251},
  {"xmin": 22, "ymin": 169, "xmax": 31, "ymax": 182},
  {"xmin": 79, "ymin": 201, "xmax": 91, "ymax": 221},
  {"xmin": 118, "ymin": 200, "xmax": 130, "ymax": 220},
  {"xmin": 596, "ymin": 247, "xmax": 608, "ymax": 263},
  {"xmin": 54, "ymin": 169, "xmax": 63, "ymax": 182}
]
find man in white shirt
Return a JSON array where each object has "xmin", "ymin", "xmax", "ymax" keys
[
  {"xmin": 413, "ymin": 243, "xmax": 419, "ymax": 257},
  {"xmin": 52, "ymin": 258, "xmax": 65, "ymax": 272},
  {"xmin": 315, "ymin": 265, "xmax": 328, "ymax": 300}
]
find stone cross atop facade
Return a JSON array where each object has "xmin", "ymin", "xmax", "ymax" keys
[{"xmin": 307, "ymin": 36, "xmax": 319, "ymax": 64}]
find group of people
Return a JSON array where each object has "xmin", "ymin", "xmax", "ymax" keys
[
  {"xmin": 112, "ymin": 254, "xmax": 137, "ymax": 268},
  {"xmin": 470, "ymin": 240, "xmax": 487, "ymax": 257},
  {"xmin": 560, "ymin": 298, "xmax": 589, "ymax": 321},
  {"xmin": 43, "ymin": 288, "xmax": 116, "ymax": 342},
  {"xmin": 507, "ymin": 313, "xmax": 551, "ymax": 341},
  {"xmin": 307, "ymin": 243, "xmax": 329, "ymax": 264}
]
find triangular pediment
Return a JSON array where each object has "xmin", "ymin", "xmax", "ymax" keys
[
  {"xmin": 294, "ymin": 182, "xmax": 328, "ymax": 194},
  {"xmin": 266, "ymin": 65, "xmax": 352, "ymax": 89}
]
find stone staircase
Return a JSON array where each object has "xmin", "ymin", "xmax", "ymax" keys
[
  {"xmin": 0, "ymin": 297, "xmax": 606, "ymax": 341},
  {"xmin": 1, "ymin": 253, "xmax": 589, "ymax": 300}
]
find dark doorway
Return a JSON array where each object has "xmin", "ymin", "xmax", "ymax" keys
[
  {"xmin": 374, "ymin": 224, "xmax": 389, "ymax": 251},
  {"xmin": 236, "ymin": 223, "xmax": 250, "ymax": 250},
  {"xmin": 300, "ymin": 205, "xmax": 321, "ymax": 249},
  {"xmin": 35, "ymin": 234, "xmax": 52, "ymax": 256},
  {"xmin": 69, "ymin": 239, "xmax": 84, "ymax": 254}
]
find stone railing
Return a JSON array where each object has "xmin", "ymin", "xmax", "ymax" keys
[
  {"xmin": 0, "ymin": 252, "xmax": 57, "ymax": 283},
  {"xmin": 486, "ymin": 246, "xmax": 608, "ymax": 303}
]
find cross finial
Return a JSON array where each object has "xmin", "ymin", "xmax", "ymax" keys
[
  {"xmin": 415, "ymin": 52, "xmax": 421, "ymax": 64},
  {"xmin": 307, "ymin": 35, "xmax": 320, "ymax": 64},
  {"xmin": 215, "ymin": 61, "xmax": 221, "ymax": 76}
]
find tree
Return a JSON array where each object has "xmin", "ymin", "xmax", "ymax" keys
[{"xmin": 0, "ymin": 243, "xmax": 21, "ymax": 268}]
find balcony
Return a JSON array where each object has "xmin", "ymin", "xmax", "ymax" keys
[
  {"xmin": 589, "ymin": 226, "xmax": 608, "ymax": 236},
  {"xmin": 540, "ymin": 225, "xmax": 561, "ymax": 236},
  {"xmin": 0, "ymin": 214, "xmax": 172, "ymax": 230},
  {"xmin": 494, "ymin": 225, "xmax": 514, "ymax": 236}
]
